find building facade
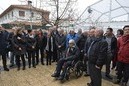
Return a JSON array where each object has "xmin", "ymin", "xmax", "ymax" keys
[{"xmin": 0, "ymin": 5, "xmax": 50, "ymax": 29}]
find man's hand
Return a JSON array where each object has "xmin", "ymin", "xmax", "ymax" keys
[
  {"xmin": 17, "ymin": 37, "xmax": 21, "ymax": 40},
  {"xmin": 32, "ymin": 46, "xmax": 35, "ymax": 49},
  {"xmin": 19, "ymin": 47, "xmax": 22, "ymax": 50},
  {"xmin": 84, "ymin": 53, "xmax": 87, "ymax": 57},
  {"xmin": 58, "ymin": 45, "xmax": 61, "ymax": 48},
  {"xmin": 95, "ymin": 65, "xmax": 101, "ymax": 69}
]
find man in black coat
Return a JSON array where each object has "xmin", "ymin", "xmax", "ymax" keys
[
  {"xmin": 35, "ymin": 30, "xmax": 47, "ymax": 65},
  {"xmin": 0, "ymin": 25, "xmax": 9, "ymax": 71},
  {"xmin": 55, "ymin": 29, "xmax": 66, "ymax": 60},
  {"xmin": 51, "ymin": 26, "xmax": 58, "ymax": 62},
  {"xmin": 84, "ymin": 29, "xmax": 95, "ymax": 76},
  {"xmin": 51, "ymin": 39, "xmax": 80, "ymax": 80},
  {"xmin": 77, "ymin": 31, "xmax": 87, "ymax": 61},
  {"xmin": 87, "ymin": 28, "xmax": 108, "ymax": 86},
  {"xmin": 8, "ymin": 28, "xmax": 16, "ymax": 67},
  {"xmin": 26, "ymin": 30, "xmax": 37, "ymax": 68},
  {"xmin": 104, "ymin": 28, "xmax": 117, "ymax": 79}
]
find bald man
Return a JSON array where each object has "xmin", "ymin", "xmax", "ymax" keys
[
  {"xmin": 87, "ymin": 28, "xmax": 108, "ymax": 86},
  {"xmin": 84, "ymin": 28, "xmax": 95, "ymax": 76}
]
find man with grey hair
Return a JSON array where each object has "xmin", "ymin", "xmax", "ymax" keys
[
  {"xmin": 87, "ymin": 28, "xmax": 108, "ymax": 86},
  {"xmin": 51, "ymin": 39, "xmax": 80, "ymax": 80},
  {"xmin": 55, "ymin": 29, "xmax": 66, "ymax": 60}
]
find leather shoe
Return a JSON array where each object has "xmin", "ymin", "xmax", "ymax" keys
[
  {"xmin": 51, "ymin": 73, "xmax": 59, "ymax": 77},
  {"xmin": 58, "ymin": 76, "xmax": 64, "ymax": 80},
  {"xmin": 105, "ymin": 74, "xmax": 112, "ymax": 80},
  {"xmin": 4, "ymin": 67, "xmax": 9, "ymax": 71},
  {"xmin": 87, "ymin": 83, "xmax": 92, "ymax": 86}
]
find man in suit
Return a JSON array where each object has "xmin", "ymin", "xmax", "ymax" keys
[
  {"xmin": 51, "ymin": 39, "xmax": 80, "ymax": 80},
  {"xmin": 87, "ymin": 28, "xmax": 108, "ymax": 86}
]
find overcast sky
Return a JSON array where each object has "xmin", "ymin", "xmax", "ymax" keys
[{"xmin": 0, "ymin": 0, "xmax": 99, "ymax": 14}]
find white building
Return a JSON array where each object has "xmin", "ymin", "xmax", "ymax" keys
[{"xmin": 0, "ymin": 4, "xmax": 50, "ymax": 28}]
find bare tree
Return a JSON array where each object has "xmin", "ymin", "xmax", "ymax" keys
[
  {"xmin": 17, "ymin": 0, "xmax": 79, "ymax": 28},
  {"xmin": 39, "ymin": 0, "xmax": 78, "ymax": 27}
]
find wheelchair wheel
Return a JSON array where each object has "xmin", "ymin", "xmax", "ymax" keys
[{"xmin": 74, "ymin": 61, "xmax": 83, "ymax": 78}]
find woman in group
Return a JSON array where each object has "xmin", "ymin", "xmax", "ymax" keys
[{"xmin": 12, "ymin": 28, "xmax": 26, "ymax": 70}]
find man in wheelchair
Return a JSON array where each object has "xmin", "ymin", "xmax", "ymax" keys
[{"xmin": 51, "ymin": 39, "xmax": 80, "ymax": 80}]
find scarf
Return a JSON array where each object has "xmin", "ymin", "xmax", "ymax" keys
[{"xmin": 46, "ymin": 36, "xmax": 53, "ymax": 52}]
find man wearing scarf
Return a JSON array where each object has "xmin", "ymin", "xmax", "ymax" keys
[{"xmin": 51, "ymin": 39, "xmax": 80, "ymax": 80}]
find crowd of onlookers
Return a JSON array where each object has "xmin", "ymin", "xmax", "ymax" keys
[{"xmin": 0, "ymin": 24, "xmax": 129, "ymax": 86}]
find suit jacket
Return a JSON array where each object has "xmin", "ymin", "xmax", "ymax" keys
[
  {"xmin": 26, "ymin": 36, "xmax": 37, "ymax": 51},
  {"xmin": 88, "ymin": 37, "xmax": 108, "ymax": 67},
  {"xmin": 0, "ymin": 30, "xmax": 10, "ymax": 55},
  {"xmin": 63, "ymin": 46, "xmax": 80, "ymax": 61},
  {"xmin": 55, "ymin": 34, "xmax": 66, "ymax": 51}
]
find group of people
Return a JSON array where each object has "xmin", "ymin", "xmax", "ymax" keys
[
  {"xmin": 51, "ymin": 25, "xmax": 129, "ymax": 86},
  {"xmin": 0, "ymin": 25, "xmax": 65, "ymax": 71},
  {"xmin": 0, "ymin": 24, "xmax": 129, "ymax": 86}
]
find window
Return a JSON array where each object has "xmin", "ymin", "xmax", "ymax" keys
[
  {"xmin": 8, "ymin": 14, "xmax": 10, "ymax": 19},
  {"xmin": 19, "ymin": 11, "xmax": 25, "ymax": 17},
  {"xmin": 12, "ymin": 11, "xmax": 13, "ymax": 17}
]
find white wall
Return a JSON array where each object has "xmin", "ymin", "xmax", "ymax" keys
[{"xmin": 0, "ymin": 8, "xmax": 43, "ymax": 24}]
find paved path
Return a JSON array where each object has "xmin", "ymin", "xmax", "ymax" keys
[{"xmin": 0, "ymin": 60, "xmax": 122, "ymax": 86}]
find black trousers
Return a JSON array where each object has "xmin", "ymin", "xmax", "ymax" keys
[
  {"xmin": 53, "ymin": 49, "xmax": 57, "ymax": 62},
  {"xmin": 89, "ymin": 62, "xmax": 102, "ymax": 86},
  {"xmin": 35, "ymin": 48, "xmax": 44, "ymax": 64},
  {"xmin": 55, "ymin": 58, "xmax": 72, "ymax": 78},
  {"xmin": 15, "ymin": 54, "xmax": 26, "ymax": 68},
  {"xmin": 105, "ymin": 53, "xmax": 112, "ymax": 75},
  {"xmin": 28, "ymin": 51, "xmax": 36, "ymax": 67},
  {"xmin": 84, "ymin": 54, "xmax": 89, "ymax": 74},
  {"xmin": 0, "ymin": 54, "xmax": 7, "ymax": 68},
  {"xmin": 46, "ymin": 51, "xmax": 52, "ymax": 65},
  {"xmin": 57, "ymin": 49, "xmax": 63, "ymax": 61},
  {"xmin": 117, "ymin": 61, "xmax": 129, "ymax": 83}
]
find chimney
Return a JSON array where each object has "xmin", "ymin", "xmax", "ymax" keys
[{"xmin": 28, "ymin": 0, "xmax": 32, "ymax": 6}]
